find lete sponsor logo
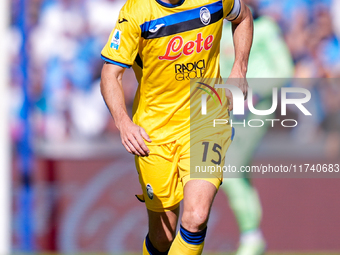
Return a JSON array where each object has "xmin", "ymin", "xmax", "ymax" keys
[{"xmin": 159, "ymin": 33, "xmax": 214, "ymax": 61}]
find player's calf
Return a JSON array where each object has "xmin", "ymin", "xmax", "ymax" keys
[
  {"xmin": 168, "ymin": 180, "xmax": 217, "ymax": 255},
  {"xmin": 143, "ymin": 233, "xmax": 174, "ymax": 255},
  {"xmin": 144, "ymin": 208, "xmax": 178, "ymax": 254},
  {"xmin": 148, "ymin": 230, "xmax": 175, "ymax": 252}
]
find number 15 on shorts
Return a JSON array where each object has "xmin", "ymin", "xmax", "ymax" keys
[{"xmin": 202, "ymin": 142, "xmax": 222, "ymax": 165}]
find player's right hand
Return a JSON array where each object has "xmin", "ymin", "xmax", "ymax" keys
[
  {"xmin": 225, "ymin": 70, "xmax": 249, "ymax": 111},
  {"xmin": 117, "ymin": 118, "xmax": 152, "ymax": 157}
]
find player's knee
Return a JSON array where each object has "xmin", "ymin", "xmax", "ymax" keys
[{"xmin": 181, "ymin": 208, "xmax": 209, "ymax": 232}]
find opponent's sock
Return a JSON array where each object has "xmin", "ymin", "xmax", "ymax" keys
[
  {"xmin": 236, "ymin": 229, "xmax": 266, "ymax": 255},
  {"xmin": 143, "ymin": 234, "xmax": 169, "ymax": 255},
  {"xmin": 168, "ymin": 225, "xmax": 207, "ymax": 255},
  {"xmin": 240, "ymin": 229, "xmax": 264, "ymax": 244}
]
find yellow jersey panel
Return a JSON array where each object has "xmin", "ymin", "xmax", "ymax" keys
[{"xmin": 101, "ymin": 0, "xmax": 238, "ymax": 144}]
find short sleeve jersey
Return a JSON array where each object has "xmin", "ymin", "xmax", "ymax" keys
[{"xmin": 101, "ymin": 0, "xmax": 241, "ymax": 144}]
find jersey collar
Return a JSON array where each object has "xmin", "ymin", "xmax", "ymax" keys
[{"xmin": 155, "ymin": 0, "xmax": 185, "ymax": 8}]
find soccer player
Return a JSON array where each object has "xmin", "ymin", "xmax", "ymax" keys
[
  {"xmin": 100, "ymin": 0, "xmax": 253, "ymax": 254},
  {"xmin": 220, "ymin": 0, "xmax": 294, "ymax": 254}
]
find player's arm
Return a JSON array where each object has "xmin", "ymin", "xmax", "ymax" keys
[
  {"xmin": 230, "ymin": 0, "xmax": 253, "ymax": 79},
  {"xmin": 225, "ymin": 0, "xmax": 253, "ymax": 110},
  {"xmin": 100, "ymin": 62, "xmax": 151, "ymax": 156}
]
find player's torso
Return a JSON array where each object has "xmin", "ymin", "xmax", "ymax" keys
[
  {"xmin": 129, "ymin": 0, "xmax": 231, "ymax": 143},
  {"xmin": 135, "ymin": 0, "xmax": 224, "ymax": 83}
]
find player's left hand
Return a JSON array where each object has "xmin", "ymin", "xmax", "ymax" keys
[{"xmin": 225, "ymin": 68, "xmax": 249, "ymax": 111}]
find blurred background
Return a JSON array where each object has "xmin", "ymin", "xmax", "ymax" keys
[{"xmin": 1, "ymin": 0, "xmax": 340, "ymax": 254}]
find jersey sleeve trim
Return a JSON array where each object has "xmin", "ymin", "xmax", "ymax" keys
[
  {"xmin": 101, "ymin": 54, "xmax": 132, "ymax": 68},
  {"xmin": 225, "ymin": 0, "xmax": 241, "ymax": 21}
]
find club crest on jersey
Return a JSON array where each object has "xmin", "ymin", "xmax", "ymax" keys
[
  {"xmin": 110, "ymin": 29, "xmax": 121, "ymax": 50},
  {"xmin": 146, "ymin": 184, "xmax": 154, "ymax": 200},
  {"xmin": 200, "ymin": 7, "xmax": 211, "ymax": 25}
]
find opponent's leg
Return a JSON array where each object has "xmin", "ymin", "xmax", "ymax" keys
[
  {"xmin": 168, "ymin": 180, "xmax": 217, "ymax": 255},
  {"xmin": 222, "ymin": 178, "xmax": 265, "ymax": 255},
  {"xmin": 143, "ymin": 207, "xmax": 179, "ymax": 254},
  {"xmin": 222, "ymin": 178, "xmax": 262, "ymax": 232},
  {"xmin": 223, "ymin": 107, "xmax": 270, "ymax": 255}
]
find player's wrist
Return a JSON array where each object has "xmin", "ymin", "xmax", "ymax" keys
[
  {"xmin": 115, "ymin": 114, "xmax": 133, "ymax": 131},
  {"xmin": 230, "ymin": 63, "xmax": 247, "ymax": 78}
]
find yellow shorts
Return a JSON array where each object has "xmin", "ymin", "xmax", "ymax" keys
[{"xmin": 135, "ymin": 126, "xmax": 233, "ymax": 212}]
